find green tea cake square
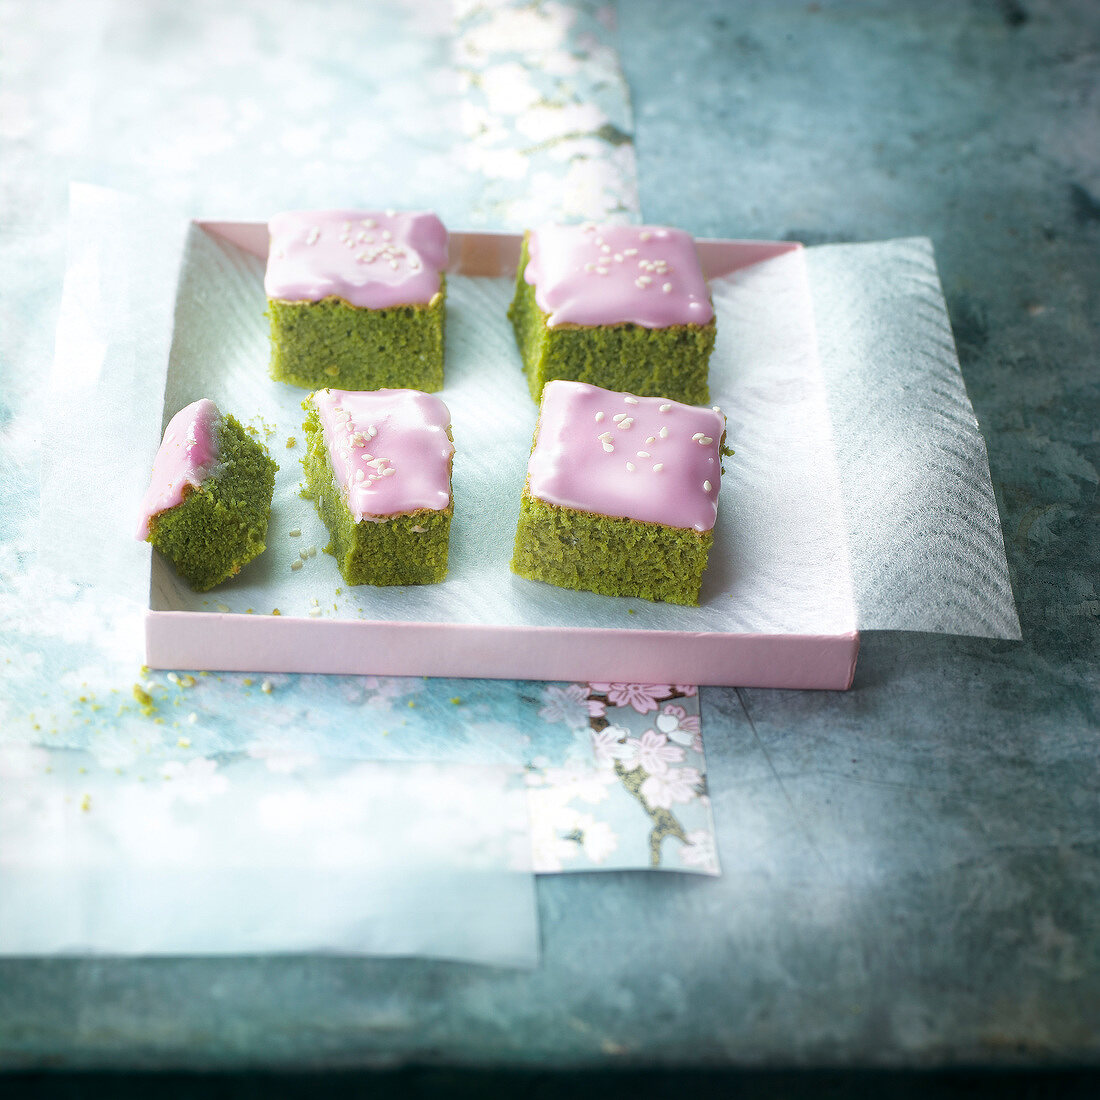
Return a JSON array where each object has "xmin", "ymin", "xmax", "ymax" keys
[
  {"xmin": 302, "ymin": 387, "xmax": 454, "ymax": 587},
  {"xmin": 512, "ymin": 380, "xmax": 726, "ymax": 606},
  {"xmin": 507, "ymin": 223, "xmax": 715, "ymax": 405},
  {"xmin": 137, "ymin": 398, "xmax": 277, "ymax": 591},
  {"xmin": 266, "ymin": 210, "xmax": 448, "ymax": 392}
]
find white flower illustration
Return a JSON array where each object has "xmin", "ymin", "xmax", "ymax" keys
[
  {"xmin": 624, "ymin": 729, "xmax": 685, "ymax": 775},
  {"xmin": 640, "ymin": 766, "xmax": 702, "ymax": 810},
  {"xmin": 589, "ymin": 725, "xmax": 634, "ymax": 768},
  {"xmin": 678, "ymin": 829, "xmax": 720, "ymax": 874},
  {"xmin": 539, "ymin": 682, "xmax": 605, "ymax": 729}
]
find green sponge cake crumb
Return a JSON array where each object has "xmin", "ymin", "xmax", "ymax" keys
[
  {"xmin": 512, "ymin": 493, "xmax": 711, "ymax": 606},
  {"xmin": 147, "ymin": 414, "xmax": 277, "ymax": 592},
  {"xmin": 508, "ymin": 234, "xmax": 714, "ymax": 405},
  {"xmin": 268, "ymin": 291, "xmax": 445, "ymax": 392}
]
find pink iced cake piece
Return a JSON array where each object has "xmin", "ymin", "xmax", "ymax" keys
[
  {"xmin": 511, "ymin": 380, "xmax": 727, "ymax": 606},
  {"xmin": 301, "ymin": 387, "xmax": 455, "ymax": 586},
  {"xmin": 507, "ymin": 223, "xmax": 716, "ymax": 405},
  {"xmin": 137, "ymin": 398, "xmax": 277, "ymax": 591},
  {"xmin": 265, "ymin": 209, "xmax": 449, "ymax": 392}
]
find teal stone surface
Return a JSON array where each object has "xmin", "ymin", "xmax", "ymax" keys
[{"xmin": 2, "ymin": 0, "xmax": 1098, "ymax": 1074}]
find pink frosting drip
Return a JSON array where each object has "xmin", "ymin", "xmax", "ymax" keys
[
  {"xmin": 265, "ymin": 210, "xmax": 448, "ymax": 309},
  {"xmin": 525, "ymin": 223, "xmax": 715, "ymax": 328},
  {"xmin": 312, "ymin": 388, "xmax": 453, "ymax": 521},
  {"xmin": 526, "ymin": 381, "xmax": 724, "ymax": 533},
  {"xmin": 136, "ymin": 398, "xmax": 221, "ymax": 540}
]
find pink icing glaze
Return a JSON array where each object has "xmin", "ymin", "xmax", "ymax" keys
[
  {"xmin": 312, "ymin": 388, "xmax": 453, "ymax": 521},
  {"xmin": 265, "ymin": 210, "xmax": 448, "ymax": 309},
  {"xmin": 136, "ymin": 398, "xmax": 221, "ymax": 540},
  {"xmin": 525, "ymin": 223, "xmax": 715, "ymax": 328},
  {"xmin": 526, "ymin": 381, "xmax": 724, "ymax": 533}
]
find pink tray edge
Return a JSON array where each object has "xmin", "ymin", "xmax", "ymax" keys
[{"xmin": 146, "ymin": 611, "xmax": 859, "ymax": 690}]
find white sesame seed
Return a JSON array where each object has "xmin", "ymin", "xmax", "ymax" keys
[
  {"xmin": 306, "ymin": 227, "xmax": 320, "ymax": 245},
  {"xmin": 619, "ymin": 417, "xmax": 634, "ymax": 430},
  {"xmin": 595, "ymin": 411, "xmax": 605, "ymax": 422},
  {"xmin": 700, "ymin": 436, "xmax": 714, "ymax": 445},
  {"xmin": 614, "ymin": 253, "xmax": 623, "ymax": 262},
  {"xmin": 653, "ymin": 463, "xmax": 664, "ymax": 473},
  {"xmin": 288, "ymin": 528, "xmax": 301, "ymax": 537},
  {"xmin": 634, "ymin": 277, "xmax": 648, "ymax": 289},
  {"xmin": 640, "ymin": 231, "xmax": 652, "ymax": 241},
  {"xmin": 703, "ymin": 480, "xmax": 712, "ymax": 492},
  {"xmin": 662, "ymin": 283, "xmax": 673, "ymax": 293},
  {"xmin": 307, "ymin": 546, "xmax": 317, "ymax": 557},
  {"xmin": 712, "ymin": 406, "xmax": 722, "ymax": 414},
  {"xmin": 646, "ymin": 436, "xmax": 656, "ymax": 444},
  {"xmin": 187, "ymin": 712, "xmax": 198, "ymax": 724},
  {"xmin": 613, "ymin": 412, "xmax": 626, "ymax": 422},
  {"xmin": 167, "ymin": 672, "xmax": 180, "ymax": 684},
  {"xmin": 261, "ymin": 680, "xmax": 273, "ymax": 694},
  {"xmin": 291, "ymin": 560, "xmax": 304, "ymax": 571},
  {"xmin": 624, "ymin": 396, "xmax": 639, "ymax": 405},
  {"xmin": 383, "ymin": 467, "xmax": 395, "ymax": 476},
  {"xmin": 300, "ymin": 549, "xmax": 310, "ymax": 560},
  {"xmin": 638, "ymin": 451, "xmax": 650, "ymax": 458},
  {"xmin": 601, "ymin": 244, "xmax": 611, "ymax": 253},
  {"xmin": 584, "ymin": 262, "xmax": 595, "ymax": 272},
  {"xmin": 602, "ymin": 443, "xmax": 615, "ymax": 453},
  {"xmin": 597, "ymin": 431, "xmax": 614, "ymax": 442},
  {"xmin": 308, "ymin": 607, "xmax": 322, "ymax": 617},
  {"xmin": 626, "ymin": 462, "xmax": 635, "ymax": 472},
  {"xmin": 624, "ymin": 248, "xmax": 638, "ymax": 256},
  {"xmin": 385, "ymin": 208, "xmax": 396, "ymax": 217},
  {"xmin": 596, "ymin": 267, "xmax": 608, "ymax": 275},
  {"xmin": 216, "ymin": 603, "xmax": 230, "ymax": 613},
  {"xmin": 659, "ymin": 404, "xmax": 671, "ymax": 413},
  {"xmin": 692, "ymin": 432, "xmax": 705, "ymax": 441},
  {"xmin": 659, "ymin": 426, "xmax": 669, "ymax": 438}
]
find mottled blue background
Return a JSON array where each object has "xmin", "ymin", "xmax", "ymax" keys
[{"xmin": 1, "ymin": 0, "xmax": 1097, "ymax": 1073}]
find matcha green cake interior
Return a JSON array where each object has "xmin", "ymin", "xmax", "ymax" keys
[
  {"xmin": 511, "ymin": 493, "xmax": 712, "ymax": 607},
  {"xmin": 147, "ymin": 415, "xmax": 277, "ymax": 592},
  {"xmin": 268, "ymin": 290, "xmax": 445, "ymax": 392}
]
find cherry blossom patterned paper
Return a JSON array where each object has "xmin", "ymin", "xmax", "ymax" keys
[
  {"xmin": 454, "ymin": 0, "xmax": 640, "ymax": 228},
  {"xmin": 524, "ymin": 682, "xmax": 719, "ymax": 874}
]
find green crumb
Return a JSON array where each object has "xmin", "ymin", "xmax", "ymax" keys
[
  {"xmin": 80, "ymin": 795, "xmax": 91, "ymax": 813},
  {"xmin": 407, "ymin": 700, "xmax": 416, "ymax": 708},
  {"xmin": 132, "ymin": 684, "xmax": 155, "ymax": 715},
  {"xmin": 300, "ymin": 396, "xmax": 452, "ymax": 586},
  {"xmin": 507, "ymin": 235, "xmax": 714, "ymax": 405},
  {"xmin": 272, "ymin": 608, "xmax": 281, "ymax": 615},
  {"xmin": 511, "ymin": 493, "xmax": 711, "ymax": 606},
  {"xmin": 286, "ymin": 436, "xmax": 296, "ymax": 448},
  {"xmin": 144, "ymin": 413, "xmax": 278, "ymax": 591},
  {"xmin": 450, "ymin": 697, "xmax": 462, "ymax": 705},
  {"xmin": 268, "ymin": 287, "xmax": 446, "ymax": 391}
]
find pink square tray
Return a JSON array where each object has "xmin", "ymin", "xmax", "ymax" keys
[{"xmin": 144, "ymin": 225, "xmax": 859, "ymax": 690}]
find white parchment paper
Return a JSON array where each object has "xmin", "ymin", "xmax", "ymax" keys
[{"xmin": 0, "ymin": 752, "xmax": 537, "ymax": 965}]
